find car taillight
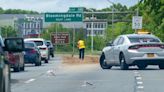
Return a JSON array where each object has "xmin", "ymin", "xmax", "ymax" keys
[
  {"xmin": 129, "ymin": 45, "xmax": 140, "ymax": 50},
  {"xmin": 30, "ymin": 49, "xmax": 37, "ymax": 53},
  {"xmin": 40, "ymin": 48, "xmax": 47, "ymax": 50}
]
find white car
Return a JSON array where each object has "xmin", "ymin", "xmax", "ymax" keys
[
  {"xmin": 100, "ymin": 34, "xmax": 164, "ymax": 70},
  {"xmin": 24, "ymin": 38, "xmax": 49, "ymax": 63}
]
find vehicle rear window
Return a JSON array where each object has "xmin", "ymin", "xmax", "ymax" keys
[
  {"xmin": 46, "ymin": 42, "xmax": 51, "ymax": 46},
  {"xmin": 33, "ymin": 41, "xmax": 43, "ymax": 46},
  {"xmin": 128, "ymin": 37, "xmax": 160, "ymax": 43},
  {"xmin": 25, "ymin": 43, "xmax": 34, "ymax": 48}
]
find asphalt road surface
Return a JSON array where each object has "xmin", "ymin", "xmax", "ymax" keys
[{"xmin": 11, "ymin": 55, "xmax": 164, "ymax": 92}]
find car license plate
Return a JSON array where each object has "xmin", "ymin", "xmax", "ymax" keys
[{"xmin": 147, "ymin": 53, "xmax": 154, "ymax": 57}]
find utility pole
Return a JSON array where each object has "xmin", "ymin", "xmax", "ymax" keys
[
  {"xmin": 112, "ymin": 7, "xmax": 114, "ymax": 41},
  {"xmin": 55, "ymin": 23, "xmax": 58, "ymax": 54},
  {"xmin": 107, "ymin": 0, "xmax": 115, "ymax": 41},
  {"xmin": 135, "ymin": 0, "xmax": 139, "ymax": 33},
  {"xmin": 91, "ymin": 12, "xmax": 94, "ymax": 54}
]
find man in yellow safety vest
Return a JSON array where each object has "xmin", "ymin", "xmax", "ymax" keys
[{"xmin": 77, "ymin": 38, "xmax": 85, "ymax": 60}]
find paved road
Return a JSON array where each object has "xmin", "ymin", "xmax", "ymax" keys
[{"xmin": 11, "ymin": 56, "xmax": 164, "ymax": 92}]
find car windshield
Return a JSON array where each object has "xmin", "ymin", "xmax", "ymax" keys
[
  {"xmin": 33, "ymin": 41, "xmax": 43, "ymax": 46},
  {"xmin": 128, "ymin": 36, "xmax": 160, "ymax": 43}
]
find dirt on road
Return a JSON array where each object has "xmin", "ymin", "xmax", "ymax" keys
[{"xmin": 62, "ymin": 55, "xmax": 99, "ymax": 65}]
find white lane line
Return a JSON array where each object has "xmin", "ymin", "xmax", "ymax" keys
[
  {"xmin": 137, "ymin": 81, "xmax": 143, "ymax": 85},
  {"xmin": 137, "ymin": 86, "xmax": 144, "ymax": 89},
  {"xmin": 136, "ymin": 77, "xmax": 142, "ymax": 80},
  {"xmin": 25, "ymin": 79, "xmax": 36, "ymax": 84}
]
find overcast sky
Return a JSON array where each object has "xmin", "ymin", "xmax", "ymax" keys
[{"xmin": 0, "ymin": 0, "xmax": 138, "ymax": 12}]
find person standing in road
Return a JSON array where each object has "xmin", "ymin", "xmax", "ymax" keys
[{"xmin": 77, "ymin": 38, "xmax": 85, "ymax": 60}]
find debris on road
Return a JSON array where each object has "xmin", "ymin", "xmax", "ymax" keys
[
  {"xmin": 82, "ymin": 81, "xmax": 94, "ymax": 87},
  {"xmin": 46, "ymin": 69, "xmax": 56, "ymax": 76},
  {"xmin": 62, "ymin": 55, "xmax": 99, "ymax": 65}
]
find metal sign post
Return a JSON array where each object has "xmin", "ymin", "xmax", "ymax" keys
[
  {"xmin": 72, "ymin": 24, "xmax": 75, "ymax": 57},
  {"xmin": 55, "ymin": 23, "xmax": 58, "ymax": 53}
]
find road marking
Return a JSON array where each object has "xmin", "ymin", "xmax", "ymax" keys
[
  {"xmin": 133, "ymin": 71, "xmax": 144, "ymax": 92},
  {"xmin": 137, "ymin": 81, "xmax": 143, "ymax": 85},
  {"xmin": 136, "ymin": 77, "xmax": 142, "ymax": 80},
  {"xmin": 137, "ymin": 86, "xmax": 144, "ymax": 89},
  {"xmin": 25, "ymin": 79, "xmax": 35, "ymax": 84}
]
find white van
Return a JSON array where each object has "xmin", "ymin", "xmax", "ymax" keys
[{"xmin": 24, "ymin": 38, "xmax": 49, "ymax": 63}]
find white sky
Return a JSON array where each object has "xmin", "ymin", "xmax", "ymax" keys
[{"xmin": 0, "ymin": 0, "xmax": 138, "ymax": 12}]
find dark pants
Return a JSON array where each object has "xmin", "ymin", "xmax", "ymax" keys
[{"xmin": 79, "ymin": 48, "xmax": 85, "ymax": 60}]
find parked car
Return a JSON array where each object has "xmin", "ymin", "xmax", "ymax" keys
[
  {"xmin": 100, "ymin": 34, "xmax": 164, "ymax": 70},
  {"xmin": 24, "ymin": 38, "xmax": 49, "ymax": 63},
  {"xmin": 46, "ymin": 40, "xmax": 54, "ymax": 58},
  {"xmin": 24, "ymin": 41, "xmax": 41, "ymax": 66},
  {"xmin": 5, "ymin": 38, "xmax": 25, "ymax": 72},
  {"xmin": 0, "ymin": 37, "xmax": 24, "ymax": 92}
]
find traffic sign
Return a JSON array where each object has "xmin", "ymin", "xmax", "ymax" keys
[
  {"xmin": 132, "ymin": 16, "xmax": 142, "ymax": 29},
  {"xmin": 45, "ymin": 13, "xmax": 83, "ymax": 22},
  {"xmin": 68, "ymin": 7, "xmax": 84, "ymax": 13},
  {"xmin": 51, "ymin": 32, "xmax": 70, "ymax": 45}
]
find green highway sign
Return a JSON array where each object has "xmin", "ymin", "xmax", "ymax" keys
[
  {"xmin": 68, "ymin": 7, "xmax": 84, "ymax": 13},
  {"xmin": 45, "ymin": 13, "xmax": 83, "ymax": 22}
]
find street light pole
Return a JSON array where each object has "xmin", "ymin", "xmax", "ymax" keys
[
  {"xmin": 135, "ymin": 0, "xmax": 139, "ymax": 33},
  {"xmin": 112, "ymin": 7, "xmax": 114, "ymax": 40},
  {"xmin": 91, "ymin": 12, "xmax": 94, "ymax": 54},
  {"xmin": 107, "ymin": 0, "xmax": 115, "ymax": 41}
]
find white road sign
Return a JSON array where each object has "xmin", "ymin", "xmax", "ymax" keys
[{"xmin": 132, "ymin": 16, "xmax": 142, "ymax": 29}]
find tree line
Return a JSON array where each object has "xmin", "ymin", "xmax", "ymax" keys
[{"xmin": 0, "ymin": 7, "xmax": 39, "ymax": 14}]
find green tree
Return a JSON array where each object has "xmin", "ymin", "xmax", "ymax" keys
[{"xmin": 1, "ymin": 26, "xmax": 17, "ymax": 38}]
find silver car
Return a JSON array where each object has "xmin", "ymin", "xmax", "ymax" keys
[{"xmin": 100, "ymin": 34, "xmax": 164, "ymax": 70}]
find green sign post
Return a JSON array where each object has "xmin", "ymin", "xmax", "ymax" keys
[{"xmin": 44, "ymin": 13, "xmax": 83, "ymax": 22}]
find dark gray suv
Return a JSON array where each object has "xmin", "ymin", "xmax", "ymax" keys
[{"xmin": 0, "ymin": 37, "xmax": 24, "ymax": 92}]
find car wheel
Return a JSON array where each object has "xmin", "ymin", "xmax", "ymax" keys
[
  {"xmin": 51, "ymin": 54, "xmax": 54, "ymax": 57},
  {"xmin": 100, "ymin": 53, "xmax": 112, "ymax": 69},
  {"xmin": 137, "ymin": 64, "xmax": 147, "ymax": 70},
  {"xmin": 120, "ymin": 53, "xmax": 129, "ymax": 70},
  {"xmin": 39, "ymin": 59, "xmax": 42, "ymax": 66},
  {"xmin": 35, "ymin": 57, "xmax": 40, "ymax": 66},
  {"xmin": 159, "ymin": 64, "xmax": 164, "ymax": 69},
  {"xmin": 13, "ymin": 64, "xmax": 20, "ymax": 72},
  {"xmin": 45, "ymin": 59, "xmax": 48, "ymax": 63}
]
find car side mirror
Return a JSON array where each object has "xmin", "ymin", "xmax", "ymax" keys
[{"xmin": 4, "ymin": 38, "xmax": 24, "ymax": 52}]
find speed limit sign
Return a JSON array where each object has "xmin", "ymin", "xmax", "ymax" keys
[{"xmin": 132, "ymin": 16, "xmax": 142, "ymax": 29}]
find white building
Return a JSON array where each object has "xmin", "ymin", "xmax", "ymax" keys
[
  {"xmin": 14, "ymin": 16, "xmax": 43, "ymax": 37},
  {"xmin": 83, "ymin": 19, "xmax": 108, "ymax": 36}
]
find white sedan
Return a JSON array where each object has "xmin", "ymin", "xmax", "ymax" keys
[{"xmin": 100, "ymin": 34, "xmax": 164, "ymax": 70}]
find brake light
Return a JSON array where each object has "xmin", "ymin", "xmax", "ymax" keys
[
  {"xmin": 129, "ymin": 45, "xmax": 140, "ymax": 50},
  {"xmin": 40, "ymin": 48, "xmax": 47, "ymax": 50},
  {"xmin": 30, "ymin": 49, "xmax": 37, "ymax": 53}
]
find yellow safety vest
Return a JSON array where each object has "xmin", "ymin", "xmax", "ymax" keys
[{"xmin": 77, "ymin": 40, "xmax": 85, "ymax": 49}]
